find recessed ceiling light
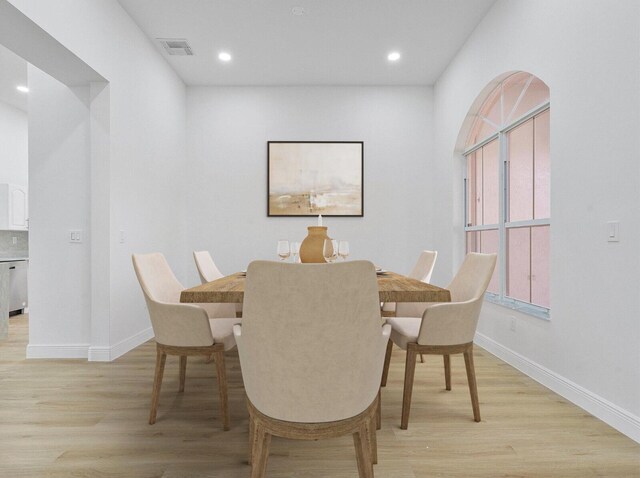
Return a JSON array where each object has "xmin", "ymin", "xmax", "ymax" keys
[
  {"xmin": 16, "ymin": 85, "xmax": 29, "ymax": 93},
  {"xmin": 218, "ymin": 52, "xmax": 232, "ymax": 62},
  {"xmin": 292, "ymin": 6, "xmax": 305, "ymax": 16},
  {"xmin": 387, "ymin": 52, "xmax": 401, "ymax": 62}
]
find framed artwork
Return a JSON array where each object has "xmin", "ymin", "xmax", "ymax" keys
[{"xmin": 267, "ymin": 141, "xmax": 364, "ymax": 217}]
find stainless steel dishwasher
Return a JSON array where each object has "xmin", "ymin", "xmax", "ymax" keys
[{"xmin": 8, "ymin": 260, "xmax": 28, "ymax": 315}]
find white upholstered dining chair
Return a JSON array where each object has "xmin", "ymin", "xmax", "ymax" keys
[
  {"xmin": 194, "ymin": 250, "xmax": 242, "ymax": 318},
  {"xmin": 382, "ymin": 252, "xmax": 497, "ymax": 429},
  {"xmin": 132, "ymin": 253, "xmax": 238, "ymax": 430},
  {"xmin": 381, "ymin": 250, "xmax": 437, "ymax": 316},
  {"xmin": 193, "ymin": 250, "xmax": 224, "ymax": 283},
  {"xmin": 234, "ymin": 261, "xmax": 390, "ymax": 478}
]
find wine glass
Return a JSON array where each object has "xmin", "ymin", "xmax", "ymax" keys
[
  {"xmin": 291, "ymin": 242, "xmax": 300, "ymax": 263},
  {"xmin": 323, "ymin": 239, "xmax": 338, "ymax": 263},
  {"xmin": 277, "ymin": 240, "xmax": 290, "ymax": 261},
  {"xmin": 338, "ymin": 241, "xmax": 350, "ymax": 261}
]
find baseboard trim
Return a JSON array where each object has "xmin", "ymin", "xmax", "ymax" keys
[
  {"xmin": 474, "ymin": 332, "xmax": 640, "ymax": 444},
  {"xmin": 27, "ymin": 328, "xmax": 154, "ymax": 362},
  {"xmin": 109, "ymin": 326, "xmax": 154, "ymax": 361},
  {"xmin": 87, "ymin": 346, "xmax": 110, "ymax": 362},
  {"xmin": 26, "ymin": 343, "xmax": 89, "ymax": 359},
  {"xmin": 87, "ymin": 326, "xmax": 154, "ymax": 362}
]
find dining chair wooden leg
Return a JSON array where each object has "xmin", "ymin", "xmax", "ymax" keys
[
  {"xmin": 366, "ymin": 413, "xmax": 378, "ymax": 465},
  {"xmin": 381, "ymin": 339, "xmax": 393, "ymax": 387},
  {"xmin": 251, "ymin": 424, "xmax": 271, "ymax": 478},
  {"xmin": 353, "ymin": 423, "xmax": 374, "ymax": 478},
  {"xmin": 360, "ymin": 417, "xmax": 372, "ymax": 461},
  {"xmin": 463, "ymin": 346, "xmax": 481, "ymax": 422},
  {"xmin": 149, "ymin": 347, "xmax": 167, "ymax": 425},
  {"xmin": 375, "ymin": 390, "xmax": 381, "ymax": 430},
  {"xmin": 179, "ymin": 355, "xmax": 187, "ymax": 393},
  {"xmin": 248, "ymin": 414, "xmax": 256, "ymax": 465},
  {"xmin": 419, "ymin": 354, "xmax": 424, "ymax": 363},
  {"xmin": 212, "ymin": 348, "xmax": 231, "ymax": 431},
  {"xmin": 401, "ymin": 344, "xmax": 418, "ymax": 430},
  {"xmin": 443, "ymin": 354, "xmax": 451, "ymax": 391}
]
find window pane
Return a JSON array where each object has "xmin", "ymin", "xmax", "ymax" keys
[
  {"xmin": 508, "ymin": 119, "xmax": 534, "ymax": 222},
  {"xmin": 466, "ymin": 85, "xmax": 500, "ymax": 147},
  {"xmin": 467, "ymin": 119, "xmax": 481, "ymax": 147},
  {"xmin": 481, "ymin": 87, "xmax": 502, "ymax": 131},
  {"xmin": 475, "ymin": 151, "xmax": 483, "ymax": 225},
  {"xmin": 534, "ymin": 110, "xmax": 550, "ymax": 219},
  {"xmin": 463, "ymin": 73, "xmax": 550, "ymax": 311},
  {"xmin": 482, "ymin": 140, "xmax": 499, "ymax": 225},
  {"xmin": 466, "ymin": 151, "xmax": 479, "ymax": 226},
  {"xmin": 476, "ymin": 118, "xmax": 497, "ymax": 145},
  {"xmin": 466, "ymin": 231, "xmax": 480, "ymax": 253},
  {"xmin": 502, "ymin": 72, "xmax": 532, "ymax": 123},
  {"xmin": 511, "ymin": 76, "xmax": 549, "ymax": 120},
  {"xmin": 480, "ymin": 229, "xmax": 499, "ymax": 294},
  {"xmin": 507, "ymin": 227, "xmax": 530, "ymax": 302},
  {"xmin": 531, "ymin": 226, "xmax": 550, "ymax": 308}
]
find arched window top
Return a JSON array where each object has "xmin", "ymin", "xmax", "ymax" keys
[{"xmin": 466, "ymin": 72, "xmax": 549, "ymax": 149}]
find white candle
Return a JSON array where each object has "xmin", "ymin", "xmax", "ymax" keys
[{"xmin": 318, "ymin": 214, "xmax": 323, "ymax": 226}]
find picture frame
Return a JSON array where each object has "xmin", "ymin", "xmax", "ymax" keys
[{"xmin": 267, "ymin": 141, "xmax": 364, "ymax": 217}]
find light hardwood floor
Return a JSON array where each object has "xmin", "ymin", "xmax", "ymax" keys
[{"xmin": 1, "ymin": 315, "xmax": 638, "ymax": 477}]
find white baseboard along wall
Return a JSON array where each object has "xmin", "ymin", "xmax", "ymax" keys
[{"xmin": 475, "ymin": 333, "xmax": 640, "ymax": 444}]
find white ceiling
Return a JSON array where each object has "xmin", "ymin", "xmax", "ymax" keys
[
  {"xmin": 118, "ymin": 0, "xmax": 496, "ymax": 86},
  {"xmin": 0, "ymin": 43, "xmax": 27, "ymax": 112}
]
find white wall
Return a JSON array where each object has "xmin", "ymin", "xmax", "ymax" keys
[
  {"xmin": 9, "ymin": 0, "xmax": 187, "ymax": 359},
  {"xmin": 0, "ymin": 100, "xmax": 27, "ymax": 187},
  {"xmin": 432, "ymin": 0, "xmax": 640, "ymax": 440},
  {"xmin": 186, "ymin": 86, "xmax": 433, "ymax": 284},
  {"xmin": 27, "ymin": 68, "xmax": 91, "ymax": 354}
]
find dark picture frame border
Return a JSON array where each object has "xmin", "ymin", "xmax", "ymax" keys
[{"xmin": 267, "ymin": 141, "xmax": 364, "ymax": 217}]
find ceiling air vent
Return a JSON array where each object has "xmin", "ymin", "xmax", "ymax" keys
[{"xmin": 157, "ymin": 38, "xmax": 194, "ymax": 56}]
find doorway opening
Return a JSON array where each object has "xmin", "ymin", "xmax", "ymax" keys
[{"xmin": 0, "ymin": 0, "xmax": 110, "ymax": 360}]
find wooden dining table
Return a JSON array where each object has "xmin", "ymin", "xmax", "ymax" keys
[{"xmin": 180, "ymin": 270, "xmax": 451, "ymax": 305}]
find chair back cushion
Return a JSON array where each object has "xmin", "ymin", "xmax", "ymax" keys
[
  {"xmin": 132, "ymin": 253, "xmax": 213, "ymax": 347},
  {"xmin": 193, "ymin": 250, "xmax": 224, "ymax": 284},
  {"xmin": 409, "ymin": 250, "xmax": 437, "ymax": 283},
  {"xmin": 237, "ymin": 260, "xmax": 386, "ymax": 423},
  {"xmin": 417, "ymin": 252, "xmax": 496, "ymax": 346},
  {"xmin": 132, "ymin": 253, "xmax": 184, "ymax": 303},
  {"xmin": 447, "ymin": 252, "xmax": 497, "ymax": 302}
]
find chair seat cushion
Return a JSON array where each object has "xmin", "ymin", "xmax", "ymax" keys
[
  {"xmin": 199, "ymin": 302, "xmax": 238, "ymax": 319},
  {"xmin": 387, "ymin": 316, "xmax": 421, "ymax": 350},
  {"xmin": 381, "ymin": 301, "xmax": 396, "ymax": 312},
  {"xmin": 209, "ymin": 318, "xmax": 240, "ymax": 351}
]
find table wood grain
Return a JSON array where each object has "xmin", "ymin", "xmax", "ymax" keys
[{"xmin": 180, "ymin": 271, "xmax": 450, "ymax": 304}]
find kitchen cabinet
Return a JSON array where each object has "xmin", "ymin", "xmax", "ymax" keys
[{"xmin": 0, "ymin": 184, "xmax": 28, "ymax": 231}]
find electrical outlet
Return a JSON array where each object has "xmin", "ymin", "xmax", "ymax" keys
[
  {"xmin": 12, "ymin": 236, "xmax": 17, "ymax": 245},
  {"xmin": 509, "ymin": 317, "xmax": 517, "ymax": 332}
]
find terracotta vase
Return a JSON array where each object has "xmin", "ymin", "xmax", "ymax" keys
[{"xmin": 300, "ymin": 226, "xmax": 331, "ymax": 263}]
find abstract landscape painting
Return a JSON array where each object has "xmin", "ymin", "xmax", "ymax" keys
[{"xmin": 268, "ymin": 142, "xmax": 363, "ymax": 216}]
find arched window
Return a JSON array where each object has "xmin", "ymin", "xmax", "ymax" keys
[{"xmin": 464, "ymin": 72, "xmax": 550, "ymax": 316}]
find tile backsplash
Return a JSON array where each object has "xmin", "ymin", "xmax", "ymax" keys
[{"xmin": 0, "ymin": 230, "xmax": 28, "ymax": 258}]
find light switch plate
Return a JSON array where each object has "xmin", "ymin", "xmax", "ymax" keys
[{"xmin": 69, "ymin": 230, "xmax": 83, "ymax": 243}]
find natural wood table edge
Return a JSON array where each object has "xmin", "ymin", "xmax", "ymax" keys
[{"xmin": 180, "ymin": 271, "xmax": 450, "ymax": 304}]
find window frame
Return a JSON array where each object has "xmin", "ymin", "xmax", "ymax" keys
[{"xmin": 463, "ymin": 100, "xmax": 551, "ymax": 320}]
